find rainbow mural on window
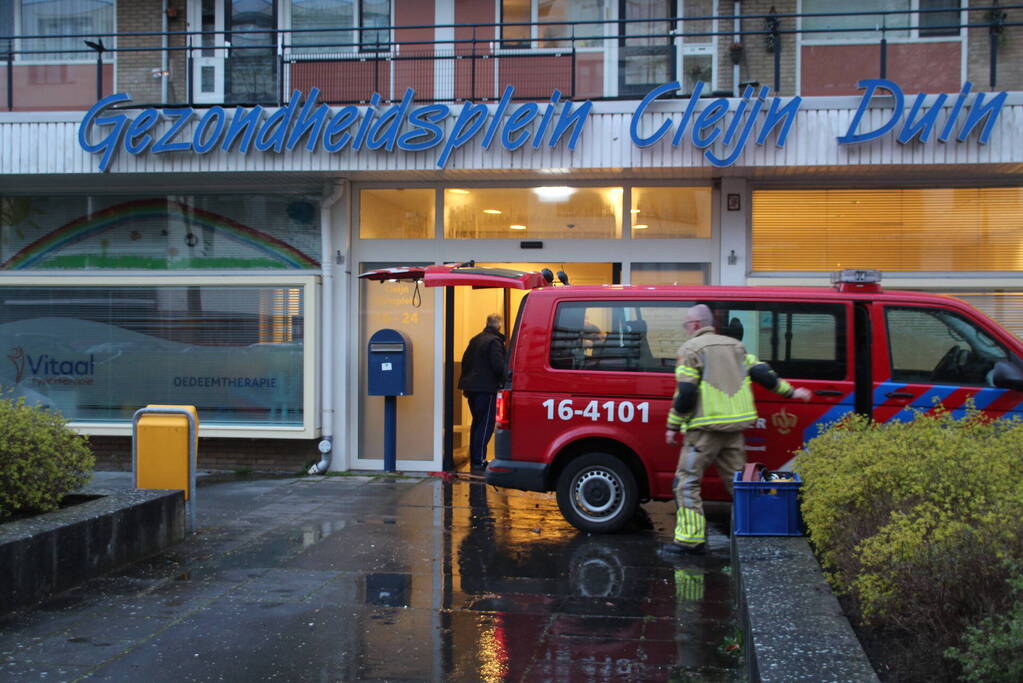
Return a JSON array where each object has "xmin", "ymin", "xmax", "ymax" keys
[{"xmin": 1, "ymin": 198, "xmax": 320, "ymax": 270}]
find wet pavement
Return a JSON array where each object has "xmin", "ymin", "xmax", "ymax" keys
[{"xmin": 0, "ymin": 472, "xmax": 740, "ymax": 681}]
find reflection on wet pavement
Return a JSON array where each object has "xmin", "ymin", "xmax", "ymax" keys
[{"xmin": 0, "ymin": 474, "xmax": 740, "ymax": 681}]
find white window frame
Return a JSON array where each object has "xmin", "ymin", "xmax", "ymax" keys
[
  {"xmin": 798, "ymin": 0, "xmax": 966, "ymax": 46},
  {"xmin": 9, "ymin": 0, "xmax": 117, "ymax": 66},
  {"xmin": 0, "ymin": 274, "xmax": 320, "ymax": 439},
  {"xmin": 678, "ymin": 0, "xmax": 719, "ymax": 95}
]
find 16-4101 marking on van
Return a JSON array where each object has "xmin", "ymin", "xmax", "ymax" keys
[{"xmin": 542, "ymin": 399, "xmax": 650, "ymax": 423}]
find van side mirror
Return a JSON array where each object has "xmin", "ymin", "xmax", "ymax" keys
[{"xmin": 991, "ymin": 360, "xmax": 1023, "ymax": 392}]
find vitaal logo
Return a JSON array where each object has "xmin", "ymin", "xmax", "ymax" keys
[
  {"xmin": 7, "ymin": 346, "xmax": 25, "ymax": 384},
  {"xmin": 6, "ymin": 347, "xmax": 96, "ymax": 386}
]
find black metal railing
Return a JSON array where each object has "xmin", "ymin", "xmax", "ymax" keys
[{"xmin": 2, "ymin": 4, "xmax": 1021, "ymax": 112}]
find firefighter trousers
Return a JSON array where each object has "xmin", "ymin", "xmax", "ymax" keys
[{"xmin": 672, "ymin": 429, "xmax": 745, "ymax": 547}]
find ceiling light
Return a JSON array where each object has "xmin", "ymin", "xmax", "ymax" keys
[
  {"xmin": 448, "ymin": 188, "xmax": 470, "ymax": 194},
  {"xmin": 633, "ymin": 224, "xmax": 648, "ymax": 230},
  {"xmin": 533, "ymin": 186, "xmax": 576, "ymax": 201},
  {"xmin": 630, "ymin": 209, "xmax": 641, "ymax": 213},
  {"xmin": 509, "ymin": 224, "xmax": 527, "ymax": 230},
  {"xmin": 483, "ymin": 209, "xmax": 502, "ymax": 214}
]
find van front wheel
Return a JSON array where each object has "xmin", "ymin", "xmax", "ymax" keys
[{"xmin": 556, "ymin": 453, "xmax": 639, "ymax": 533}]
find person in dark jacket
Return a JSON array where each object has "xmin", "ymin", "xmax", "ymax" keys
[{"xmin": 459, "ymin": 314, "xmax": 506, "ymax": 472}]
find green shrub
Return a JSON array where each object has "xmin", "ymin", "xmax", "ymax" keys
[
  {"xmin": 795, "ymin": 407, "xmax": 1023, "ymax": 676},
  {"xmin": 946, "ymin": 568, "xmax": 1023, "ymax": 682},
  {"xmin": 0, "ymin": 393, "xmax": 95, "ymax": 518}
]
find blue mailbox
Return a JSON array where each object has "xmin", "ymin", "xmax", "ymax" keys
[{"xmin": 368, "ymin": 329, "xmax": 413, "ymax": 396}]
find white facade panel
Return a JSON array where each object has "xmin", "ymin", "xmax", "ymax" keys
[{"xmin": 3, "ymin": 97, "xmax": 1023, "ymax": 176}]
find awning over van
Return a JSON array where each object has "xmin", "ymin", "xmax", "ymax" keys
[{"xmin": 358, "ymin": 264, "xmax": 546, "ymax": 290}]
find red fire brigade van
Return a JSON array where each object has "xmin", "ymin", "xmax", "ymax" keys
[{"xmin": 361, "ymin": 266, "xmax": 1023, "ymax": 533}]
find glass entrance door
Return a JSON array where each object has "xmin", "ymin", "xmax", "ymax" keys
[
  {"xmin": 618, "ymin": 0, "xmax": 676, "ymax": 97},
  {"xmin": 226, "ymin": 0, "xmax": 278, "ymax": 104},
  {"xmin": 190, "ymin": 0, "xmax": 225, "ymax": 103},
  {"xmin": 448, "ymin": 263, "xmax": 618, "ymax": 472}
]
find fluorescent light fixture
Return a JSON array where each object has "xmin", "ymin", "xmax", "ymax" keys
[
  {"xmin": 448, "ymin": 188, "xmax": 470, "ymax": 194},
  {"xmin": 633, "ymin": 224, "xmax": 648, "ymax": 230},
  {"xmin": 533, "ymin": 186, "xmax": 576, "ymax": 201},
  {"xmin": 509, "ymin": 224, "xmax": 527, "ymax": 230},
  {"xmin": 483, "ymin": 209, "xmax": 502, "ymax": 214},
  {"xmin": 630, "ymin": 209, "xmax": 641, "ymax": 213}
]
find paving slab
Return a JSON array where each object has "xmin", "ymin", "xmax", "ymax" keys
[{"xmin": 1, "ymin": 473, "xmax": 741, "ymax": 681}]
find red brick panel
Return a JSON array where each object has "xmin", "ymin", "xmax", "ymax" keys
[
  {"xmin": 291, "ymin": 59, "xmax": 388, "ymax": 104},
  {"xmin": 801, "ymin": 42, "xmax": 961, "ymax": 96},
  {"xmin": 4, "ymin": 64, "xmax": 113, "ymax": 111}
]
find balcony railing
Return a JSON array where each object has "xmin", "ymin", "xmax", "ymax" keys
[{"xmin": 2, "ymin": 5, "xmax": 1021, "ymax": 112}]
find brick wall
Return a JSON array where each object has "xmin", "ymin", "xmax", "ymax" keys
[
  {"xmin": 967, "ymin": 9, "xmax": 1023, "ymax": 91},
  {"xmin": 116, "ymin": 0, "xmax": 187, "ymax": 105},
  {"xmin": 732, "ymin": 1, "xmax": 798, "ymax": 97},
  {"xmin": 90, "ymin": 435, "xmax": 321, "ymax": 473}
]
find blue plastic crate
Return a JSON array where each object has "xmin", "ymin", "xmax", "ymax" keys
[{"xmin": 732, "ymin": 471, "xmax": 804, "ymax": 536}]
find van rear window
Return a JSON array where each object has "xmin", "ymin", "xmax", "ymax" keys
[{"xmin": 549, "ymin": 300, "xmax": 848, "ymax": 380}]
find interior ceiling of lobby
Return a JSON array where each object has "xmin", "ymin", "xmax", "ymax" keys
[{"xmin": 4, "ymin": 164, "xmax": 1022, "ymax": 195}]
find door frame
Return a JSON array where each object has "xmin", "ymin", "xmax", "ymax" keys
[
  {"xmin": 188, "ymin": 0, "xmax": 226, "ymax": 104},
  {"xmin": 345, "ymin": 181, "xmax": 721, "ymax": 471}
]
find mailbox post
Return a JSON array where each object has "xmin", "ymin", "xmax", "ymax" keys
[{"xmin": 368, "ymin": 329, "xmax": 413, "ymax": 472}]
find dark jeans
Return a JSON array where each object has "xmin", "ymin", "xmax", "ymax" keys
[{"xmin": 465, "ymin": 391, "xmax": 497, "ymax": 467}]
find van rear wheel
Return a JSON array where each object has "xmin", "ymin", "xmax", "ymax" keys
[{"xmin": 556, "ymin": 453, "xmax": 639, "ymax": 533}]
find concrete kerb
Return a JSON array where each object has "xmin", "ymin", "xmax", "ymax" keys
[
  {"xmin": 731, "ymin": 534, "xmax": 880, "ymax": 682},
  {"xmin": 0, "ymin": 481, "xmax": 185, "ymax": 615}
]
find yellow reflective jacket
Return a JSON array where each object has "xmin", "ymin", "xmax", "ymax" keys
[{"xmin": 666, "ymin": 327, "xmax": 793, "ymax": 433}]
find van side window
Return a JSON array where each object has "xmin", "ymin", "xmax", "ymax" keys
[
  {"xmin": 550, "ymin": 301, "xmax": 690, "ymax": 373},
  {"xmin": 886, "ymin": 307, "xmax": 1008, "ymax": 386},
  {"xmin": 710, "ymin": 302, "xmax": 848, "ymax": 381}
]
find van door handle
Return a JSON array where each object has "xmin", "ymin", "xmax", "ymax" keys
[
  {"xmin": 885, "ymin": 391, "xmax": 914, "ymax": 399},
  {"xmin": 814, "ymin": 389, "xmax": 843, "ymax": 396}
]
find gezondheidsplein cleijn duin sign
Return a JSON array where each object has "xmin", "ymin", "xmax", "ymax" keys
[{"xmin": 78, "ymin": 79, "xmax": 1007, "ymax": 172}]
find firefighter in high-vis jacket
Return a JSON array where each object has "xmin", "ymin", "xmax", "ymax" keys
[{"xmin": 662, "ymin": 304, "xmax": 811, "ymax": 557}]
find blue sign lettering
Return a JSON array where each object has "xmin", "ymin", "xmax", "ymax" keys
[
  {"xmin": 78, "ymin": 80, "xmax": 1006, "ymax": 172},
  {"xmin": 838, "ymin": 79, "xmax": 1005, "ymax": 146}
]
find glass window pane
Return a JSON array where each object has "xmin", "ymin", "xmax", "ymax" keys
[
  {"xmin": 537, "ymin": 0, "xmax": 605, "ymax": 48},
  {"xmin": 631, "ymin": 187, "xmax": 712, "ymax": 238},
  {"xmin": 359, "ymin": 189, "xmax": 435, "ymax": 239},
  {"xmin": 630, "ymin": 263, "xmax": 708, "ymax": 284},
  {"xmin": 360, "ymin": 0, "xmax": 390, "ymax": 50},
  {"xmin": 682, "ymin": 53, "xmax": 712, "ymax": 94},
  {"xmin": 291, "ymin": 0, "xmax": 355, "ymax": 54},
  {"xmin": 359, "ymin": 263, "xmax": 435, "ymax": 461},
  {"xmin": 0, "ymin": 195, "xmax": 321, "ymax": 270},
  {"xmin": 802, "ymin": 0, "xmax": 911, "ymax": 41},
  {"xmin": 682, "ymin": 0, "xmax": 713, "ymax": 44},
  {"xmin": 707, "ymin": 302, "xmax": 847, "ymax": 380},
  {"xmin": 622, "ymin": 0, "xmax": 672, "ymax": 47},
  {"xmin": 501, "ymin": 0, "xmax": 531, "ymax": 48},
  {"xmin": 0, "ymin": 284, "xmax": 306, "ymax": 425},
  {"xmin": 886, "ymin": 307, "xmax": 1007, "ymax": 386},
  {"xmin": 18, "ymin": 0, "xmax": 115, "ymax": 62},
  {"xmin": 444, "ymin": 187, "xmax": 622, "ymax": 239},
  {"xmin": 752, "ymin": 188, "xmax": 1023, "ymax": 272},
  {"xmin": 550, "ymin": 300, "xmax": 688, "ymax": 372},
  {"xmin": 919, "ymin": 0, "xmax": 960, "ymax": 37}
]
